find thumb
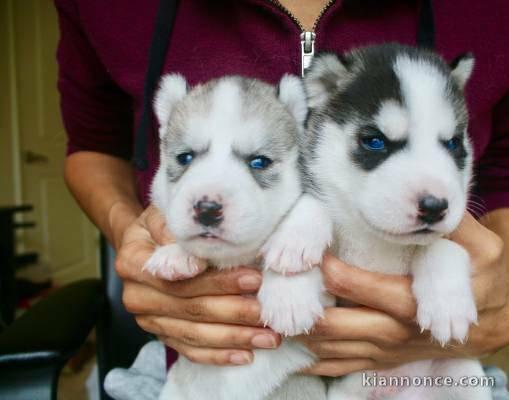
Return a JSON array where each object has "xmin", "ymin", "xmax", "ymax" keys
[
  {"xmin": 144, "ymin": 204, "xmax": 175, "ymax": 245},
  {"xmin": 322, "ymin": 253, "xmax": 417, "ymax": 321}
]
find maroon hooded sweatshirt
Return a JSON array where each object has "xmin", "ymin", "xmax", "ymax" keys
[{"xmin": 54, "ymin": 0, "xmax": 509, "ymax": 367}]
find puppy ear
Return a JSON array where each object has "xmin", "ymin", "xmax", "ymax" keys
[
  {"xmin": 450, "ymin": 53, "xmax": 474, "ymax": 90},
  {"xmin": 154, "ymin": 74, "xmax": 188, "ymax": 137},
  {"xmin": 277, "ymin": 74, "xmax": 308, "ymax": 127},
  {"xmin": 304, "ymin": 52, "xmax": 350, "ymax": 108}
]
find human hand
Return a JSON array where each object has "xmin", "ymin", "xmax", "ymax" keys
[
  {"xmin": 300, "ymin": 211, "xmax": 509, "ymax": 376},
  {"xmin": 115, "ymin": 205, "xmax": 281, "ymax": 366}
]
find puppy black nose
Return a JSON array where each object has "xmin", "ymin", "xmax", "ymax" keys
[
  {"xmin": 418, "ymin": 195, "xmax": 448, "ymax": 224},
  {"xmin": 194, "ymin": 201, "xmax": 223, "ymax": 227}
]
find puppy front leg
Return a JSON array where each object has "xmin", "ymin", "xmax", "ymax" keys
[
  {"xmin": 143, "ymin": 243, "xmax": 207, "ymax": 281},
  {"xmin": 411, "ymin": 238, "xmax": 478, "ymax": 345},
  {"xmin": 261, "ymin": 193, "xmax": 333, "ymax": 275},
  {"xmin": 258, "ymin": 268, "xmax": 334, "ymax": 336}
]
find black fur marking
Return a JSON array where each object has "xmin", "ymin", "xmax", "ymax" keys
[
  {"xmin": 303, "ymin": 108, "xmax": 312, "ymax": 130},
  {"xmin": 449, "ymin": 53, "xmax": 473, "ymax": 71},
  {"xmin": 313, "ymin": 44, "xmax": 457, "ymax": 126},
  {"xmin": 336, "ymin": 52, "xmax": 353, "ymax": 70},
  {"xmin": 323, "ymin": 47, "xmax": 405, "ymax": 126},
  {"xmin": 442, "ymin": 131, "xmax": 468, "ymax": 170},
  {"xmin": 351, "ymin": 127, "xmax": 407, "ymax": 171},
  {"xmin": 306, "ymin": 44, "xmax": 472, "ymax": 173},
  {"xmin": 275, "ymin": 81, "xmax": 280, "ymax": 98}
]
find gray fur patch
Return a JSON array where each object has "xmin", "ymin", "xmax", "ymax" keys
[{"xmin": 159, "ymin": 76, "xmax": 300, "ymax": 189}]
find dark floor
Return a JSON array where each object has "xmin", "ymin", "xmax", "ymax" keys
[{"xmin": 58, "ymin": 356, "xmax": 97, "ymax": 400}]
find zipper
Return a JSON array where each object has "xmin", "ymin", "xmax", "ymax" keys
[
  {"xmin": 269, "ymin": 1, "xmax": 335, "ymax": 76},
  {"xmin": 300, "ymin": 32, "xmax": 316, "ymax": 77}
]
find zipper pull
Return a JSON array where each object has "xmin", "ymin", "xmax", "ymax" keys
[{"xmin": 300, "ymin": 31, "xmax": 316, "ymax": 77}]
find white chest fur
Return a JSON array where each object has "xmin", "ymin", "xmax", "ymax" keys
[{"xmin": 333, "ymin": 225, "xmax": 416, "ymax": 276}]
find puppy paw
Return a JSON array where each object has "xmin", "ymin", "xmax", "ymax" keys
[
  {"xmin": 261, "ymin": 195, "xmax": 332, "ymax": 275},
  {"xmin": 261, "ymin": 231, "xmax": 329, "ymax": 275},
  {"xmin": 258, "ymin": 269, "xmax": 325, "ymax": 336},
  {"xmin": 412, "ymin": 239, "xmax": 478, "ymax": 345},
  {"xmin": 260, "ymin": 294, "xmax": 324, "ymax": 337},
  {"xmin": 143, "ymin": 244, "xmax": 207, "ymax": 281},
  {"xmin": 416, "ymin": 288, "xmax": 478, "ymax": 345}
]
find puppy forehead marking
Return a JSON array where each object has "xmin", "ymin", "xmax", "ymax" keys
[
  {"xmin": 211, "ymin": 79, "xmax": 243, "ymax": 117},
  {"xmin": 166, "ymin": 77, "xmax": 297, "ymax": 162},
  {"xmin": 181, "ymin": 79, "xmax": 244, "ymax": 154},
  {"xmin": 374, "ymin": 100, "xmax": 409, "ymax": 141},
  {"xmin": 393, "ymin": 56, "xmax": 457, "ymax": 139}
]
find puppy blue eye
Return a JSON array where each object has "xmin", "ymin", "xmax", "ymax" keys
[
  {"xmin": 176, "ymin": 152, "xmax": 194, "ymax": 166},
  {"xmin": 445, "ymin": 137, "xmax": 460, "ymax": 151},
  {"xmin": 361, "ymin": 136, "xmax": 386, "ymax": 151},
  {"xmin": 248, "ymin": 156, "xmax": 272, "ymax": 170}
]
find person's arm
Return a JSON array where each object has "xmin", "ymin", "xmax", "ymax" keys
[
  {"xmin": 300, "ymin": 210, "xmax": 508, "ymax": 376},
  {"xmin": 65, "ymin": 152, "xmax": 142, "ymax": 250},
  {"xmin": 55, "ymin": 0, "xmax": 142, "ymax": 247}
]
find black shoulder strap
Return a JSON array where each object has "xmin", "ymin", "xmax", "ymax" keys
[
  {"xmin": 133, "ymin": 0, "xmax": 178, "ymax": 170},
  {"xmin": 417, "ymin": 0, "xmax": 435, "ymax": 49}
]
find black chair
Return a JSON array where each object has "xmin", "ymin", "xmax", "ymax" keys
[
  {"xmin": 0, "ymin": 237, "xmax": 151, "ymax": 400},
  {"xmin": 0, "ymin": 205, "xmax": 39, "ymax": 326}
]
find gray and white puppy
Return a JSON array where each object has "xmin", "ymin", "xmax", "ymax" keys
[
  {"xmin": 146, "ymin": 75, "xmax": 331, "ymax": 400},
  {"xmin": 282, "ymin": 43, "xmax": 490, "ymax": 399}
]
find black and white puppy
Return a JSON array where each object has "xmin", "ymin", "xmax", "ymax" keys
[
  {"xmin": 146, "ymin": 75, "xmax": 331, "ymax": 400},
  {"xmin": 285, "ymin": 43, "xmax": 489, "ymax": 399}
]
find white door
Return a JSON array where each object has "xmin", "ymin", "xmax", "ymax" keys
[{"xmin": 1, "ymin": 0, "xmax": 99, "ymax": 284}]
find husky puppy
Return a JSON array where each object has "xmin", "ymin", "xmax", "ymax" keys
[
  {"xmin": 292, "ymin": 44, "xmax": 489, "ymax": 399},
  {"xmin": 145, "ymin": 74, "xmax": 331, "ymax": 400}
]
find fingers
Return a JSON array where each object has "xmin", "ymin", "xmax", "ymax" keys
[
  {"xmin": 123, "ymin": 281, "xmax": 262, "ymax": 326},
  {"xmin": 310, "ymin": 307, "xmax": 416, "ymax": 347},
  {"xmin": 449, "ymin": 212, "xmax": 506, "ymax": 311},
  {"xmin": 303, "ymin": 359, "xmax": 379, "ymax": 377},
  {"xmin": 303, "ymin": 307, "xmax": 471, "ymax": 367},
  {"xmin": 472, "ymin": 265, "xmax": 508, "ymax": 311},
  {"xmin": 301, "ymin": 337, "xmax": 448, "ymax": 364},
  {"xmin": 448, "ymin": 212, "xmax": 489, "ymax": 252},
  {"xmin": 116, "ymin": 227, "xmax": 263, "ymax": 297},
  {"xmin": 479, "ymin": 208, "xmax": 509, "ymax": 240},
  {"xmin": 148, "ymin": 268, "xmax": 263, "ymax": 298},
  {"xmin": 301, "ymin": 339, "xmax": 385, "ymax": 360},
  {"xmin": 137, "ymin": 315, "xmax": 280, "ymax": 350},
  {"xmin": 161, "ymin": 336, "xmax": 254, "ymax": 366},
  {"xmin": 449, "ymin": 212, "xmax": 504, "ymax": 268},
  {"xmin": 143, "ymin": 205, "xmax": 175, "ymax": 246},
  {"xmin": 322, "ymin": 254, "xmax": 417, "ymax": 321},
  {"xmin": 469, "ymin": 307, "xmax": 509, "ymax": 357},
  {"xmin": 115, "ymin": 237, "xmax": 154, "ymax": 280},
  {"xmin": 137, "ymin": 267, "xmax": 262, "ymax": 298}
]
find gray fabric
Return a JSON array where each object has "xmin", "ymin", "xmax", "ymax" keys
[
  {"xmin": 104, "ymin": 341, "xmax": 166, "ymax": 400},
  {"xmin": 104, "ymin": 341, "xmax": 509, "ymax": 400},
  {"xmin": 485, "ymin": 366, "xmax": 509, "ymax": 400}
]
